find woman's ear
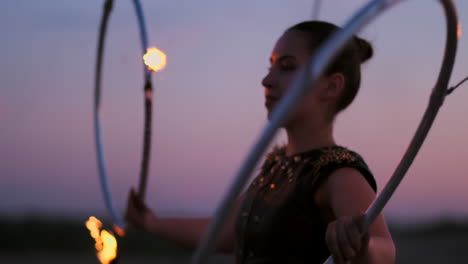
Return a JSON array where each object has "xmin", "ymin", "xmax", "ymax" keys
[
  {"xmin": 326, "ymin": 73, "xmax": 345, "ymax": 99},
  {"xmin": 323, "ymin": 73, "xmax": 345, "ymax": 100}
]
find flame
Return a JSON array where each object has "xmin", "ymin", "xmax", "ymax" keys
[
  {"xmin": 86, "ymin": 216, "xmax": 118, "ymax": 264},
  {"xmin": 113, "ymin": 224, "xmax": 126, "ymax": 237},
  {"xmin": 143, "ymin": 46, "xmax": 167, "ymax": 72}
]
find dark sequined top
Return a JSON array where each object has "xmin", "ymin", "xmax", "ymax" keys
[{"xmin": 235, "ymin": 145, "xmax": 377, "ymax": 264}]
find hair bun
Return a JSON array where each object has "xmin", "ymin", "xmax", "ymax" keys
[{"xmin": 354, "ymin": 36, "xmax": 373, "ymax": 63}]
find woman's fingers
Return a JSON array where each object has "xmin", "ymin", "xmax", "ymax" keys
[
  {"xmin": 353, "ymin": 214, "xmax": 371, "ymax": 256},
  {"xmin": 131, "ymin": 188, "xmax": 147, "ymax": 212},
  {"xmin": 326, "ymin": 221, "xmax": 345, "ymax": 264},
  {"xmin": 337, "ymin": 218, "xmax": 356, "ymax": 260},
  {"xmin": 326, "ymin": 214, "xmax": 370, "ymax": 263},
  {"xmin": 345, "ymin": 216, "xmax": 362, "ymax": 255},
  {"xmin": 125, "ymin": 189, "xmax": 135, "ymax": 223},
  {"xmin": 125, "ymin": 188, "xmax": 147, "ymax": 227}
]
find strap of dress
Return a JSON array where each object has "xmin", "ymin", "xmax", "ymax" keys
[{"xmin": 302, "ymin": 147, "xmax": 377, "ymax": 193}]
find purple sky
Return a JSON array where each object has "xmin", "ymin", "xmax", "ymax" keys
[{"xmin": 1, "ymin": 0, "xmax": 468, "ymax": 223}]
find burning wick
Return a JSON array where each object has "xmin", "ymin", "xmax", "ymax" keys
[
  {"xmin": 86, "ymin": 216, "xmax": 119, "ymax": 264},
  {"xmin": 143, "ymin": 46, "xmax": 167, "ymax": 72}
]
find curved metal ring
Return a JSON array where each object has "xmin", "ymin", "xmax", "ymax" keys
[
  {"xmin": 191, "ymin": 0, "xmax": 459, "ymax": 263},
  {"xmin": 94, "ymin": 0, "xmax": 154, "ymax": 231}
]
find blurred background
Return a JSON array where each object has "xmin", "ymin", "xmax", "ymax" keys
[{"xmin": 1, "ymin": 0, "xmax": 467, "ymax": 263}]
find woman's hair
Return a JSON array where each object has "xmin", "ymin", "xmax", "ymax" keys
[{"xmin": 287, "ymin": 21, "xmax": 373, "ymax": 114}]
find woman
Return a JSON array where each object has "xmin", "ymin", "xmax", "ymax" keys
[{"xmin": 126, "ymin": 21, "xmax": 396, "ymax": 264}]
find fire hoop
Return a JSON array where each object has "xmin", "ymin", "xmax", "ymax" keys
[{"xmin": 93, "ymin": 0, "xmax": 158, "ymax": 231}]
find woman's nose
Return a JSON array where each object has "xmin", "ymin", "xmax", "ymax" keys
[{"xmin": 262, "ymin": 70, "xmax": 274, "ymax": 89}]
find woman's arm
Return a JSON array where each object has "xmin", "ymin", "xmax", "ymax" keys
[
  {"xmin": 125, "ymin": 188, "xmax": 243, "ymax": 254},
  {"xmin": 315, "ymin": 168, "xmax": 396, "ymax": 264}
]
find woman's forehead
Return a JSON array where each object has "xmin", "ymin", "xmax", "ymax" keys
[{"xmin": 271, "ymin": 30, "xmax": 311, "ymax": 61}]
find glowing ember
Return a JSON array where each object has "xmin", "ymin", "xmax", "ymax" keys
[
  {"xmin": 143, "ymin": 46, "xmax": 167, "ymax": 72},
  {"xmin": 458, "ymin": 23, "xmax": 462, "ymax": 38},
  {"xmin": 113, "ymin": 225, "xmax": 126, "ymax": 237},
  {"xmin": 86, "ymin": 216, "xmax": 118, "ymax": 264}
]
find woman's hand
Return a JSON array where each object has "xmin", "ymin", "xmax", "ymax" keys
[
  {"xmin": 125, "ymin": 188, "xmax": 158, "ymax": 231},
  {"xmin": 325, "ymin": 214, "xmax": 369, "ymax": 264}
]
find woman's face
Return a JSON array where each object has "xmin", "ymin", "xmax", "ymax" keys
[{"xmin": 262, "ymin": 30, "xmax": 324, "ymax": 121}]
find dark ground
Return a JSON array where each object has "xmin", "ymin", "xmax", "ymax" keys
[{"xmin": 1, "ymin": 216, "xmax": 467, "ymax": 264}]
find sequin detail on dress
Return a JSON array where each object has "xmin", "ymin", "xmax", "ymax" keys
[{"xmin": 309, "ymin": 147, "xmax": 358, "ymax": 177}]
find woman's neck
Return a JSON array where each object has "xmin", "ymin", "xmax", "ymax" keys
[{"xmin": 284, "ymin": 119, "xmax": 336, "ymax": 156}]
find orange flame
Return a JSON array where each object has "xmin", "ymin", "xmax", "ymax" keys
[
  {"xmin": 113, "ymin": 224, "xmax": 126, "ymax": 237},
  {"xmin": 85, "ymin": 216, "xmax": 118, "ymax": 264},
  {"xmin": 143, "ymin": 46, "xmax": 167, "ymax": 72}
]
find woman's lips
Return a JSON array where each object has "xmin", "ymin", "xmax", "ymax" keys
[{"xmin": 265, "ymin": 96, "xmax": 279, "ymax": 108}]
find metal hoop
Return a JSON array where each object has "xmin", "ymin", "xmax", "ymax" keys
[
  {"xmin": 191, "ymin": 0, "xmax": 459, "ymax": 263},
  {"xmin": 94, "ymin": 0, "xmax": 154, "ymax": 231}
]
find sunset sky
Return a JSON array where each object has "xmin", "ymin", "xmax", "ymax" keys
[{"xmin": 1, "ymin": 0, "xmax": 467, "ymax": 223}]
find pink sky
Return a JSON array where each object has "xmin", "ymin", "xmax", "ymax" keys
[{"xmin": 1, "ymin": 0, "xmax": 468, "ymax": 223}]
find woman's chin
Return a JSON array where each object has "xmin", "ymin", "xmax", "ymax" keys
[{"xmin": 266, "ymin": 108, "xmax": 273, "ymax": 120}]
